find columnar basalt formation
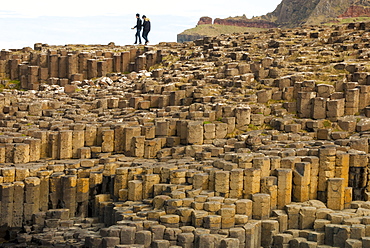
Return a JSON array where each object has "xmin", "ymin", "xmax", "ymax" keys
[
  {"xmin": 2, "ymin": 22, "xmax": 370, "ymax": 247},
  {"xmin": 0, "ymin": 43, "xmax": 160, "ymax": 91}
]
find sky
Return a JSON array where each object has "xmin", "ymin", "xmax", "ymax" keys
[{"xmin": 0, "ymin": 0, "xmax": 281, "ymax": 50}]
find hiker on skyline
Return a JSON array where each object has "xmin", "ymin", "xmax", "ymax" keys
[
  {"xmin": 142, "ymin": 15, "xmax": 151, "ymax": 45},
  {"xmin": 131, "ymin": 13, "xmax": 142, "ymax": 45}
]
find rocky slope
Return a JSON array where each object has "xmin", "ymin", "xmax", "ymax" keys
[
  {"xmin": 264, "ymin": 0, "xmax": 370, "ymax": 26},
  {"xmin": 339, "ymin": 5, "xmax": 370, "ymax": 17}
]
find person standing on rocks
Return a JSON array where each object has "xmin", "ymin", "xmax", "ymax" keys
[
  {"xmin": 142, "ymin": 15, "xmax": 151, "ymax": 45},
  {"xmin": 131, "ymin": 13, "xmax": 142, "ymax": 45}
]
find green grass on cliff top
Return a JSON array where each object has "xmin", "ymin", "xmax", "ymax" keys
[{"xmin": 180, "ymin": 24, "xmax": 266, "ymax": 36}]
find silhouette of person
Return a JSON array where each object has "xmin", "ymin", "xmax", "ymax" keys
[
  {"xmin": 131, "ymin": 13, "xmax": 142, "ymax": 44},
  {"xmin": 142, "ymin": 15, "xmax": 151, "ymax": 45}
]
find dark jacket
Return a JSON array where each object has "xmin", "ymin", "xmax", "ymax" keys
[
  {"xmin": 143, "ymin": 19, "xmax": 151, "ymax": 32},
  {"xmin": 134, "ymin": 18, "xmax": 142, "ymax": 30}
]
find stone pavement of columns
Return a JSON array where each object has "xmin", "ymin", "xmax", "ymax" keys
[{"xmin": 1, "ymin": 22, "xmax": 370, "ymax": 247}]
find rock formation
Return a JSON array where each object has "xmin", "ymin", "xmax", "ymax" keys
[
  {"xmin": 2, "ymin": 21, "xmax": 370, "ymax": 247},
  {"xmin": 213, "ymin": 17, "xmax": 277, "ymax": 29},
  {"xmin": 265, "ymin": 0, "xmax": 370, "ymax": 26},
  {"xmin": 177, "ymin": 34, "xmax": 206, "ymax": 43},
  {"xmin": 195, "ymin": 16, "xmax": 277, "ymax": 29},
  {"xmin": 339, "ymin": 5, "xmax": 370, "ymax": 18},
  {"xmin": 197, "ymin": 16, "xmax": 213, "ymax": 25},
  {"xmin": 179, "ymin": 16, "xmax": 275, "ymax": 43}
]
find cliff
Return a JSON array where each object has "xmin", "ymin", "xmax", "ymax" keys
[
  {"xmin": 263, "ymin": 0, "xmax": 321, "ymax": 26},
  {"xmin": 339, "ymin": 5, "xmax": 370, "ymax": 18},
  {"xmin": 264, "ymin": 0, "xmax": 370, "ymax": 26},
  {"xmin": 177, "ymin": 23, "xmax": 267, "ymax": 43},
  {"xmin": 197, "ymin": 16, "xmax": 213, "ymax": 25},
  {"xmin": 196, "ymin": 16, "xmax": 277, "ymax": 29},
  {"xmin": 213, "ymin": 17, "xmax": 277, "ymax": 29}
]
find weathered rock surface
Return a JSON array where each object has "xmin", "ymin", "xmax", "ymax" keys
[
  {"xmin": 197, "ymin": 16, "xmax": 213, "ymax": 25},
  {"xmin": 265, "ymin": 0, "xmax": 370, "ymax": 26}
]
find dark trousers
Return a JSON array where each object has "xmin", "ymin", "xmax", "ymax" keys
[
  {"xmin": 135, "ymin": 29, "xmax": 142, "ymax": 44},
  {"xmin": 142, "ymin": 30, "xmax": 150, "ymax": 43}
]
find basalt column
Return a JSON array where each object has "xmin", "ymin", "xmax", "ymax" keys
[
  {"xmin": 48, "ymin": 53, "xmax": 59, "ymax": 78},
  {"xmin": 0, "ymin": 183, "xmax": 14, "ymax": 234},
  {"xmin": 24, "ymin": 177, "xmax": 41, "ymax": 224},
  {"xmin": 292, "ymin": 162, "xmax": 311, "ymax": 202},
  {"xmin": 61, "ymin": 175, "xmax": 78, "ymax": 217},
  {"xmin": 327, "ymin": 178, "xmax": 345, "ymax": 210},
  {"xmin": 276, "ymin": 169, "xmax": 292, "ymax": 209},
  {"xmin": 121, "ymin": 51, "xmax": 130, "ymax": 72},
  {"xmin": 349, "ymin": 151, "xmax": 368, "ymax": 200},
  {"xmin": 318, "ymin": 146, "xmax": 336, "ymax": 202},
  {"xmin": 67, "ymin": 53, "xmax": 78, "ymax": 79}
]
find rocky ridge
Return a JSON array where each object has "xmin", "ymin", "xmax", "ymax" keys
[
  {"xmin": 1, "ymin": 22, "xmax": 370, "ymax": 247},
  {"xmin": 264, "ymin": 0, "xmax": 370, "ymax": 26}
]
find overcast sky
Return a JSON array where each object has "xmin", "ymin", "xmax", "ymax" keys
[{"xmin": 0, "ymin": 0, "xmax": 281, "ymax": 49}]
